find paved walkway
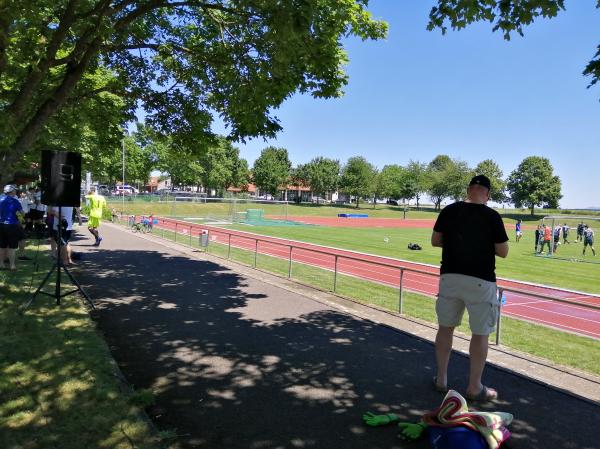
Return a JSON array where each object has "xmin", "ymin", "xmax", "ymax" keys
[{"xmin": 68, "ymin": 224, "xmax": 600, "ymax": 449}]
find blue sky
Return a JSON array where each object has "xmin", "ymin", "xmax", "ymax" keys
[{"xmin": 212, "ymin": 1, "xmax": 600, "ymax": 209}]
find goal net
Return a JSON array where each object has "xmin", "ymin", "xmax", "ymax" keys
[{"xmin": 537, "ymin": 215, "xmax": 599, "ymax": 263}]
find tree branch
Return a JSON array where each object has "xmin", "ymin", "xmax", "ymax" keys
[
  {"xmin": 6, "ymin": 0, "xmax": 79, "ymax": 118},
  {"xmin": 7, "ymin": 35, "xmax": 106, "ymax": 170}
]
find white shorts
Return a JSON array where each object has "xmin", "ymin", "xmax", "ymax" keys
[
  {"xmin": 436, "ymin": 273, "xmax": 499, "ymax": 335},
  {"xmin": 516, "ymin": 230, "xmax": 522, "ymax": 236}
]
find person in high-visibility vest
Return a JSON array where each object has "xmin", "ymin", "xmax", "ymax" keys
[{"xmin": 85, "ymin": 186, "xmax": 107, "ymax": 246}]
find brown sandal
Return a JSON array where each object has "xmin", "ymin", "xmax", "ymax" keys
[{"xmin": 466, "ymin": 385, "xmax": 498, "ymax": 402}]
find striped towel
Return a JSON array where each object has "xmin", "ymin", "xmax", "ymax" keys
[{"xmin": 422, "ymin": 390, "xmax": 513, "ymax": 449}]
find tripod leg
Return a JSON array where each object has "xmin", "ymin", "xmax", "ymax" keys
[
  {"xmin": 62, "ymin": 264, "xmax": 95, "ymax": 309},
  {"xmin": 22, "ymin": 262, "xmax": 57, "ymax": 311}
]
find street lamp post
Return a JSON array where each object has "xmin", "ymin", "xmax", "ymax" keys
[{"xmin": 122, "ymin": 137, "xmax": 125, "ymax": 215}]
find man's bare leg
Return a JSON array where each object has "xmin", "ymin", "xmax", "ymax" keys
[
  {"xmin": 466, "ymin": 334, "xmax": 497, "ymax": 398},
  {"xmin": 435, "ymin": 325, "xmax": 455, "ymax": 388}
]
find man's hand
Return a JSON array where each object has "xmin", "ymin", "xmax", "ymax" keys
[{"xmin": 431, "ymin": 231, "xmax": 443, "ymax": 247}]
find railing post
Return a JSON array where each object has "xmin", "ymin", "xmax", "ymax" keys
[
  {"xmin": 174, "ymin": 222, "xmax": 178, "ymax": 242},
  {"xmin": 333, "ymin": 255, "xmax": 339, "ymax": 292},
  {"xmin": 495, "ymin": 287, "xmax": 503, "ymax": 345},
  {"xmin": 227, "ymin": 234, "xmax": 232, "ymax": 259},
  {"xmin": 399, "ymin": 268, "xmax": 404, "ymax": 314},
  {"xmin": 254, "ymin": 239, "xmax": 258, "ymax": 267},
  {"xmin": 288, "ymin": 246, "xmax": 293, "ymax": 278}
]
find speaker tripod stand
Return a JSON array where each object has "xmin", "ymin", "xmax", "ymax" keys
[{"xmin": 22, "ymin": 207, "xmax": 95, "ymax": 312}]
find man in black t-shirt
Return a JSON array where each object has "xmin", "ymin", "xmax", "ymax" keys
[{"xmin": 431, "ymin": 175, "xmax": 509, "ymax": 402}]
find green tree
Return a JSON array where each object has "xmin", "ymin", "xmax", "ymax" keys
[
  {"xmin": 252, "ymin": 147, "xmax": 292, "ymax": 196},
  {"xmin": 229, "ymin": 155, "xmax": 250, "ymax": 191},
  {"xmin": 199, "ymin": 137, "xmax": 247, "ymax": 196},
  {"xmin": 8, "ymin": 66, "xmax": 131, "ymax": 182},
  {"xmin": 340, "ymin": 156, "xmax": 377, "ymax": 208},
  {"xmin": 427, "ymin": 1, "xmax": 600, "ymax": 91},
  {"xmin": 377, "ymin": 164, "xmax": 406, "ymax": 201},
  {"xmin": 0, "ymin": 1, "xmax": 387, "ymax": 183},
  {"xmin": 153, "ymin": 134, "xmax": 205, "ymax": 189},
  {"xmin": 446, "ymin": 159, "xmax": 473, "ymax": 202},
  {"xmin": 506, "ymin": 156, "xmax": 562, "ymax": 215},
  {"xmin": 304, "ymin": 157, "xmax": 340, "ymax": 204},
  {"xmin": 474, "ymin": 159, "xmax": 507, "ymax": 203},
  {"xmin": 405, "ymin": 160, "xmax": 428, "ymax": 208},
  {"xmin": 289, "ymin": 164, "xmax": 310, "ymax": 203},
  {"xmin": 426, "ymin": 155, "xmax": 453, "ymax": 210}
]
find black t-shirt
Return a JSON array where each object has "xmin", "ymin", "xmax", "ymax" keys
[{"xmin": 433, "ymin": 201, "xmax": 508, "ymax": 282}]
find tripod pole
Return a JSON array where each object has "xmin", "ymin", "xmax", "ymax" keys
[
  {"xmin": 56, "ymin": 206, "xmax": 62, "ymax": 305},
  {"xmin": 22, "ymin": 206, "xmax": 95, "ymax": 313}
]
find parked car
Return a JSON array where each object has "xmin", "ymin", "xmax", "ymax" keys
[
  {"xmin": 386, "ymin": 199, "xmax": 399, "ymax": 206},
  {"xmin": 114, "ymin": 185, "xmax": 138, "ymax": 196}
]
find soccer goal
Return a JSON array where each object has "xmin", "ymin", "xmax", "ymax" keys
[
  {"xmin": 158, "ymin": 197, "xmax": 290, "ymax": 225},
  {"xmin": 538, "ymin": 215, "xmax": 600, "ymax": 263}
]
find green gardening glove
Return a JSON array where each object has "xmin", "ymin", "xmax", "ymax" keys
[
  {"xmin": 362, "ymin": 412, "xmax": 399, "ymax": 427},
  {"xmin": 397, "ymin": 421, "xmax": 427, "ymax": 440}
]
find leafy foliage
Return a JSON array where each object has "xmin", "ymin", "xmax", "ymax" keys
[
  {"xmin": 377, "ymin": 164, "xmax": 406, "ymax": 200},
  {"xmin": 199, "ymin": 137, "xmax": 249, "ymax": 195},
  {"xmin": 0, "ymin": 1, "xmax": 387, "ymax": 182},
  {"xmin": 506, "ymin": 156, "xmax": 562, "ymax": 215},
  {"xmin": 474, "ymin": 159, "xmax": 506, "ymax": 203},
  {"xmin": 303, "ymin": 157, "xmax": 340, "ymax": 202},
  {"xmin": 405, "ymin": 160, "xmax": 428, "ymax": 207},
  {"xmin": 340, "ymin": 156, "xmax": 377, "ymax": 207},
  {"xmin": 252, "ymin": 146, "xmax": 292, "ymax": 195}
]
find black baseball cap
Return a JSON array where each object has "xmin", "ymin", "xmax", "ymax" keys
[{"xmin": 469, "ymin": 175, "xmax": 491, "ymax": 190}]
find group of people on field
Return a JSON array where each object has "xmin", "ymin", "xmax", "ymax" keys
[
  {"xmin": 0, "ymin": 184, "xmax": 107, "ymax": 270},
  {"xmin": 532, "ymin": 221, "xmax": 595, "ymax": 256}
]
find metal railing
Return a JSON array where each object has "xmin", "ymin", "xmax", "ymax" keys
[{"xmin": 120, "ymin": 215, "xmax": 600, "ymax": 344}]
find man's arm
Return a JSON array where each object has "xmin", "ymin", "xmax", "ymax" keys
[
  {"xmin": 431, "ymin": 231, "xmax": 443, "ymax": 248},
  {"xmin": 495, "ymin": 241, "xmax": 509, "ymax": 258}
]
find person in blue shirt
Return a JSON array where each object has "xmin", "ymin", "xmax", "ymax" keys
[
  {"xmin": 515, "ymin": 219, "xmax": 522, "ymax": 243},
  {"xmin": 0, "ymin": 185, "xmax": 25, "ymax": 270}
]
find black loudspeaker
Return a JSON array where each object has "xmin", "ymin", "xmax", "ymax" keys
[{"xmin": 41, "ymin": 150, "xmax": 82, "ymax": 207}]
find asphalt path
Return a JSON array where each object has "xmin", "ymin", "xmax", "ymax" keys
[
  {"xmin": 69, "ymin": 225, "xmax": 600, "ymax": 449},
  {"xmin": 154, "ymin": 217, "xmax": 600, "ymax": 339}
]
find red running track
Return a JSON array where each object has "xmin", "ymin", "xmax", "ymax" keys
[{"xmin": 153, "ymin": 217, "xmax": 600, "ymax": 339}]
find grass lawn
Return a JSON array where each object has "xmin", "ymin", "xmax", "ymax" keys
[
  {"xmin": 0, "ymin": 244, "xmax": 167, "ymax": 449},
  {"xmin": 139, "ymin": 222, "xmax": 600, "ymax": 377}
]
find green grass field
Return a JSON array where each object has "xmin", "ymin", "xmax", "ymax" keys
[{"xmin": 0, "ymin": 245, "xmax": 166, "ymax": 449}]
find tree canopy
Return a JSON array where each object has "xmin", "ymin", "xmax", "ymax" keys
[
  {"xmin": 474, "ymin": 159, "xmax": 506, "ymax": 203},
  {"xmin": 506, "ymin": 156, "xmax": 562, "ymax": 215},
  {"xmin": 252, "ymin": 146, "xmax": 292, "ymax": 196},
  {"xmin": 340, "ymin": 156, "xmax": 377, "ymax": 208},
  {"xmin": 303, "ymin": 157, "xmax": 340, "ymax": 203},
  {"xmin": 0, "ymin": 0, "xmax": 387, "ymax": 183}
]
